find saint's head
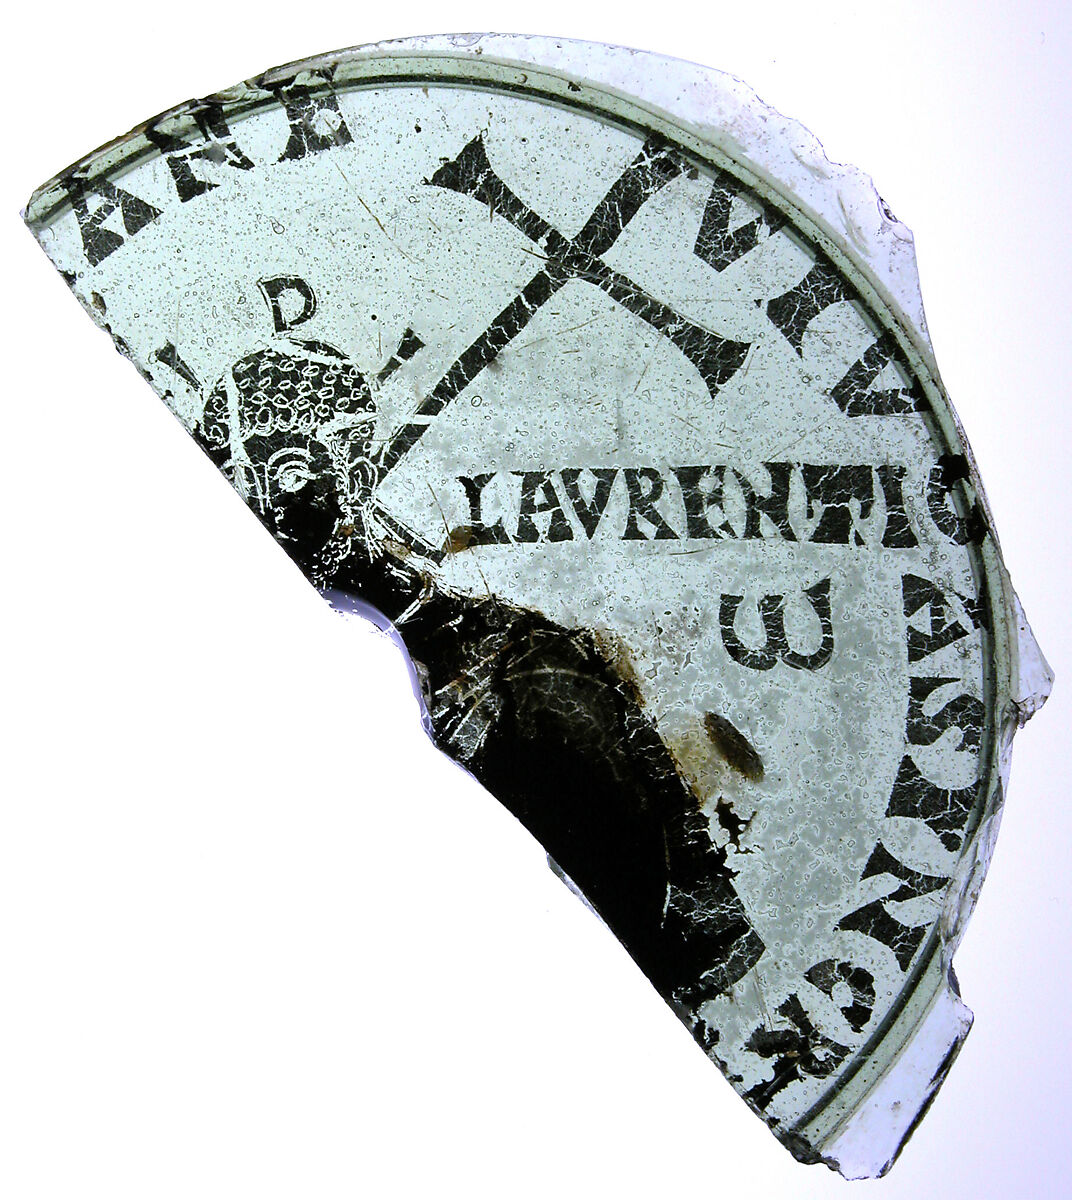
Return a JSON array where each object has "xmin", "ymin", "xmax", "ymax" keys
[{"xmin": 196, "ymin": 277, "xmax": 378, "ymax": 569}]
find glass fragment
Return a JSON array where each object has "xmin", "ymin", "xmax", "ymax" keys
[{"xmin": 23, "ymin": 34, "xmax": 1052, "ymax": 1178}]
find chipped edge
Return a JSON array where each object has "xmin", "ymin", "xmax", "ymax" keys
[{"xmin": 22, "ymin": 33, "xmax": 1051, "ymax": 1177}]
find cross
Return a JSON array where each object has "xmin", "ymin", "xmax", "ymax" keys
[{"xmin": 375, "ymin": 134, "xmax": 752, "ymax": 478}]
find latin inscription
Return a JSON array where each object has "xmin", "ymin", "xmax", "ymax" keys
[{"xmin": 455, "ymin": 462, "xmax": 931, "ymax": 547}]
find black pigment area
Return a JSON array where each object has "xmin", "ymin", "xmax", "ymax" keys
[{"xmin": 323, "ymin": 536, "xmax": 765, "ymax": 1011}]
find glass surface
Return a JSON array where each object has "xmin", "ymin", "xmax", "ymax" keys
[{"xmin": 24, "ymin": 36, "xmax": 1051, "ymax": 1177}]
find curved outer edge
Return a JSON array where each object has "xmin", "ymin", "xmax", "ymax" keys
[
  {"xmin": 820, "ymin": 592, "xmax": 1052, "ymax": 1178},
  {"xmin": 268, "ymin": 34, "xmax": 1056, "ymax": 1174},
  {"xmin": 357, "ymin": 34, "xmax": 932, "ymax": 347},
  {"xmin": 23, "ymin": 33, "xmax": 1053, "ymax": 1177}
]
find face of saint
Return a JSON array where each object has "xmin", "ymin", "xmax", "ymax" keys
[{"xmin": 233, "ymin": 414, "xmax": 377, "ymax": 557}]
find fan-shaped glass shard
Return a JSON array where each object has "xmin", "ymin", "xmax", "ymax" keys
[{"xmin": 24, "ymin": 34, "xmax": 1051, "ymax": 1179}]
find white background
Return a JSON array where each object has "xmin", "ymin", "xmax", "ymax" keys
[{"xmin": 4, "ymin": 4, "xmax": 1069, "ymax": 1197}]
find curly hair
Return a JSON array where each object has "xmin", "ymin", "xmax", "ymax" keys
[{"xmin": 198, "ymin": 340, "xmax": 374, "ymax": 467}]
